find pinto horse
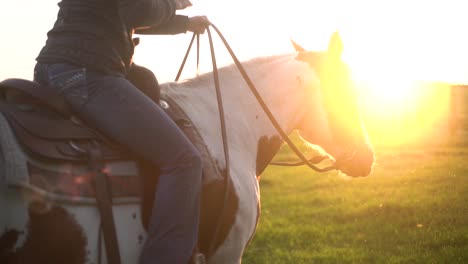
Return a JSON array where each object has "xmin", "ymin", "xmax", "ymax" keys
[{"xmin": 0, "ymin": 32, "xmax": 374, "ymax": 264}]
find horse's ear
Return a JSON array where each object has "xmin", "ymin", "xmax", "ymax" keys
[
  {"xmin": 327, "ymin": 31, "xmax": 344, "ymax": 61},
  {"xmin": 292, "ymin": 39, "xmax": 312, "ymax": 63},
  {"xmin": 291, "ymin": 39, "xmax": 306, "ymax": 52}
]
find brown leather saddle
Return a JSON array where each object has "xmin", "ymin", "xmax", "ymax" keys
[
  {"xmin": 0, "ymin": 79, "xmax": 130, "ymax": 160},
  {"xmin": 0, "ymin": 78, "xmax": 206, "ymax": 198}
]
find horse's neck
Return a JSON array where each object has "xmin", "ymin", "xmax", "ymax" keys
[{"xmin": 161, "ymin": 54, "xmax": 313, "ymax": 174}]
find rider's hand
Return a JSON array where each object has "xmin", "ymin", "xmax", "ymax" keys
[
  {"xmin": 187, "ymin": 16, "xmax": 211, "ymax": 34},
  {"xmin": 175, "ymin": 0, "xmax": 192, "ymax": 10}
]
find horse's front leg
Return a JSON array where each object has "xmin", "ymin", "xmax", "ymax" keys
[{"xmin": 207, "ymin": 171, "xmax": 260, "ymax": 264}]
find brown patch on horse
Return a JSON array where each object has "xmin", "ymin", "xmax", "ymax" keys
[
  {"xmin": 256, "ymin": 135, "xmax": 283, "ymax": 176},
  {"xmin": 198, "ymin": 173, "xmax": 239, "ymax": 258},
  {"xmin": 0, "ymin": 229, "xmax": 21, "ymax": 263},
  {"xmin": 13, "ymin": 205, "xmax": 87, "ymax": 264}
]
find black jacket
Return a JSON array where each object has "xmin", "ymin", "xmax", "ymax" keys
[{"xmin": 36, "ymin": 0, "xmax": 189, "ymax": 76}]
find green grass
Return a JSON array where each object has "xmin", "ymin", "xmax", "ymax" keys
[{"xmin": 243, "ymin": 144, "xmax": 468, "ymax": 263}]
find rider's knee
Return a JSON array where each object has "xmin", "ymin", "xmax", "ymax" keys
[{"xmin": 173, "ymin": 147, "xmax": 203, "ymax": 187}]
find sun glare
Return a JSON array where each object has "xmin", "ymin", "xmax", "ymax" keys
[
  {"xmin": 356, "ymin": 78, "xmax": 451, "ymax": 146},
  {"xmin": 337, "ymin": 6, "xmax": 458, "ymax": 147},
  {"xmin": 343, "ymin": 42, "xmax": 453, "ymax": 146},
  {"xmin": 343, "ymin": 40, "xmax": 452, "ymax": 146}
]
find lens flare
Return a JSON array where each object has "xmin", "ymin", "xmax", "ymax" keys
[{"xmin": 357, "ymin": 80, "xmax": 451, "ymax": 145}]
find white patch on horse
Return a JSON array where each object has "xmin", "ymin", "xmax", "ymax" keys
[{"xmin": 161, "ymin": 54, "xmax": 326, "ymax": 262}]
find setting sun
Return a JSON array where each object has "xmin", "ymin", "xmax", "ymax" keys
[
  {"xmin": 358, "ymin": 80, "xmax": 451, "ymax": 145},
  {"xmin": 344, "ymin": 52, "xmax": 452, "ymax": 145},
  {"xmin": 340, "ymin": 29, "xmax": 456, "ymax": 146}
]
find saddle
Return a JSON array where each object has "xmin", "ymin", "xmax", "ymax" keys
[{"xmin": 0, "ymin": 78, "xmax": 221, "ymax": 199}]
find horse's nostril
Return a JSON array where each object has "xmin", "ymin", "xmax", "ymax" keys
[
  {"xmin": 337, "ymin": 149, "xmax": 374, "ymax": 177},
  {"xmin": 360, "ymin": 166, "xmax": 372, "ymax": 177}
]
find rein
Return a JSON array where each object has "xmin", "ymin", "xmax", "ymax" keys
[
  {"xmin": 175, "ymin": 24, "xmax": 337, "ymax": 254},
  {"xmin": 176, "ymin": 25, "xmax": 337, "ymax": 172},
  {"xmin": 208, "ymin": 24, "xmax": 338, "ymax": 172}
]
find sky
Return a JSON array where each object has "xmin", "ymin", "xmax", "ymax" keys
[{"xmin": 1, "ymin": 0, "xmax": 467, "ymax": 84}]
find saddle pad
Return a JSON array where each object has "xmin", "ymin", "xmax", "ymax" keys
[{"xmin": 0, "ymin": 112, "xmax": 142, "ymax": 203}]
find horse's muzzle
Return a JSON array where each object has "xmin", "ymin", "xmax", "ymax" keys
[{"xmin": 335, "ymin": 147, "xmax": 374, "ymax": 177}]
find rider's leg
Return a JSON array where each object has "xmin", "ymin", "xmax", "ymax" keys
[{"xmin": 34, "ymin": 63, "xmax": 202, "ymax": 264}]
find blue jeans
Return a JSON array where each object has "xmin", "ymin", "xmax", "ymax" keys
[{"xmin": 34, "ymin": 63, "xmax": 202, "ymax": 264}]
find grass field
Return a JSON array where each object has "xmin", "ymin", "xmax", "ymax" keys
[{"xmin": 242, "ymin": 141, "xmax": 468, "ymax": 263}]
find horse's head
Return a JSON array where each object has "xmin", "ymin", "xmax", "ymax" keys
[{"xmin": 294, "ymin": 32, "xmax": 374, "ymax": 177}]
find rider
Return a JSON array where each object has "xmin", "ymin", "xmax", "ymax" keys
[{"xmin": 34, "ymin": 0, "xmax": 210, "ymax": 263}]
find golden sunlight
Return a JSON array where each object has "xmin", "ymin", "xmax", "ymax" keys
[
  {"xmin": 358, "ymin": 80, "xmax": 451, "ymax": 146},
  {"xmin": 334, "ymin": 0, "xmax": 463, "ymax": 146},
  {"xmin": 343, "ymin": 34, "xmax": 454, "ymax": 146}
]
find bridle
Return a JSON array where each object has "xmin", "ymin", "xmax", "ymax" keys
[
  {"xmin": 176, "ymin": 24, "xmax": 341, "ymax": 172},
  {"xmin": 175, "ymin": 24, "xmax": 351, "ymax": 254}
]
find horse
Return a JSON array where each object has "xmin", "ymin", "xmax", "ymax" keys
[{"xmin": 0, "ymin": 32, "xmax": 374, "ymax": 264}]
